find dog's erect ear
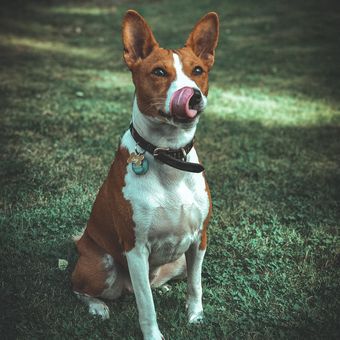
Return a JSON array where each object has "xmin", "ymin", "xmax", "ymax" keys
[
  {"xmin": 122, "ymin": 10, "xmax": 159, "ymax": 69},
  {"xmin": 185, "ymin": 12, "xmax": 219, "ymax": 69}
]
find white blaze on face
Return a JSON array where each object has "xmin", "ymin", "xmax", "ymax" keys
[{"xmin": 165, "ymin": 53, "xmax": 207, "ymax": 114}]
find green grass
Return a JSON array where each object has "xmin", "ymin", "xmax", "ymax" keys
[{"xmin": 1, "ymin": 0, "xmax": 340, "ymax": 339}]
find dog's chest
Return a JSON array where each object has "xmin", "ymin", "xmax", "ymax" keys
[
  {"xmin": 146, "ymin": 179, "xmax": 206, "ymax": 266},
  {"xmin": 122, "ymin": 153, "xmax": 209, "ymax": 267}
]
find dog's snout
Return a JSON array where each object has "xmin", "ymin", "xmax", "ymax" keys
[{"xmin": 189, "ymin": 88, "xmax": 202, "ymax": 107}]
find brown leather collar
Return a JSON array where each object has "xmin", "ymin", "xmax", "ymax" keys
[{"xmin": 129, "ymin": 124, "xmax": 205, "ymax": 173}]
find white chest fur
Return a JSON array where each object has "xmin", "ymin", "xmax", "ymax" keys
[{"xmin": 121, "ymin": 130, "xmax": 209, "ymax": 269}]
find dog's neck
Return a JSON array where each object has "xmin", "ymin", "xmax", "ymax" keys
[{"xmin": 131, "ymin": 96, "xmax": 198, "ymax": 150}]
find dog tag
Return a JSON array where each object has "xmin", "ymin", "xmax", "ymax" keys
[
  {"xmin": 127, "ymin": 152, "xmax": 144, "ymax": 166},
  {"xmin": 127, "ymin": 152, "xmax": 149, "ymax": 175},
  {"xmin": 132, "ymin": 159, "xmax": 149, "ymax": 175}
]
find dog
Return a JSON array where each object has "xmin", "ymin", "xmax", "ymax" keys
[{"xmin": 71, "ymin": 10, "xmax": 219, "ymax": 340}]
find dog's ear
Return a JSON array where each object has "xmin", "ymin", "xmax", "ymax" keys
[
  {"xmin": 185, "ymin": 12, "xmax": 219, "ymax": 69},
  {"xmin": 122, "ymin": 10, "xmax": 159, "ymax": 69}
]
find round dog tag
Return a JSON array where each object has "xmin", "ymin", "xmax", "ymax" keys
[{"xmin": 132, "ymin": 158, "xmax": 149, "ymax": 175}]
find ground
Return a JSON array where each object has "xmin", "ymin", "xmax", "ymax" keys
[{"xmin": 0, "ymin": 0, "xmax": 339, "ymax": 339}]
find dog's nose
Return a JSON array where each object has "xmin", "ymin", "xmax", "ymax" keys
[{"xmin": 189, "ymin": 88, "xmax": 202, "ymax": 107}]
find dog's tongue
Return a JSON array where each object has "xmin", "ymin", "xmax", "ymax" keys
[{"xmin": 170, "ymin": 87, "xmax": 198, "ymax": 119}]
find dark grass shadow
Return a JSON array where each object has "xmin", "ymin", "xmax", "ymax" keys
[
  {"xmin": 198, "ymin": 115, "xmax": 340, "ymax": 232},
  {"xmin": 0, "ymin": 0, "xmax": 125, "ymax": 72},
  {"xmin": 211, "ymin": 0, "xmax": 340, "ymax": 101}
]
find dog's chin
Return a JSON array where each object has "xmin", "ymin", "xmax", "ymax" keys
[{"xmin": 158, "ymin": 109, "xmax": 203, "ymax": 128}]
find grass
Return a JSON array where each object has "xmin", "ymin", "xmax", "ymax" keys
[{"xmin": 1, "ymin": 0, "xmax": 340, "ymax": 338}]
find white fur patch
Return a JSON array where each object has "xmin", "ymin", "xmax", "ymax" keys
[
  {"xmin": 74, "ymin": 292, "xmax": 110, "ymax": 320},
  {"xmin": 89, "ymin": 301, "xmax": 110, "ymax": 319},
  {"xmin": 164, "ymin": 53, "xmax": 207, "ymax": 113},
  {"xmin": 101, "ymin": 254, "xmax": 124, "ymax": 300}
]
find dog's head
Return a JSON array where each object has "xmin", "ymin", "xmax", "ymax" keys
[{"xmin": 122, "ymin": 10, "xmax": 219, "ymax": 126}]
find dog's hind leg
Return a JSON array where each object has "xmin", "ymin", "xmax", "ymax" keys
[
  {"xmin": 72, "ymin": 232, "xmax": 124, "ymax": 319},
  {"xmin": 150, "ymin": 255, "xmax": 187, "ymax": 288}
]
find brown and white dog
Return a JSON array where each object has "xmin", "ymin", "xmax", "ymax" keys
[{"xmin": 72, "ymin": 10, "xmax": 219, "ymax": 340}]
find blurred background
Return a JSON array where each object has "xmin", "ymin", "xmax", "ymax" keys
[{"xmin": 1, "ymin": 0, "xmax": 339, "ymax": 339}]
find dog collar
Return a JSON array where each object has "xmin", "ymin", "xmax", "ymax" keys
[{"xmin": 129, "ymin": 123, "xmax": 205, "ymax": 173}]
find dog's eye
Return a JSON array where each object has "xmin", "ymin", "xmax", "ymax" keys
[
  {"xmin": 152, "ymin": 68, "xmax": 167, "ymax": 77},
  {"xmin": 192, "ymin": 66, "xmax": 203, "ymax": 76}
]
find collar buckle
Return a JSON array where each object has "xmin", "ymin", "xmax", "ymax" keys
[
  {"xmin": 181, "ymin": 147, "xmax": 187, "ymax": 162},
  {"xmin": 153, "ymin": 147, "xmax": 170, "ymax": 157}
]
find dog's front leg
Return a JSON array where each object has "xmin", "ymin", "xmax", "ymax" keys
[
  {"xmin": 126, "ymin": 246, "xmax": 164, "ymax": 340},
  {"xmin": 185, "ymin": 242, "xmax": 206, "ymax": 323}
]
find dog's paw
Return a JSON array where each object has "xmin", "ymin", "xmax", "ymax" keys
[
  {"xmin": 158, "ymin": 284, "xmax": 171, "ymax": 294},
  {"xmin": 188, "ymin": 310, "xmax": 204, "ymax": 324},
  {"xmin": 186, "ymin": 298, "xmax": 204, "ymax": 324},
  {"xmin": 88, "ymin": 301, "xmax": 110, "ymax": 320}
]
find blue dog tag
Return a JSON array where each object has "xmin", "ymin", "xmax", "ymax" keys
[
  {"xmin": 132, "ymin": 158, "xmax": 149, "ymax": 175},
  {"xmin": 127, "ymin": 152, "xmax": 149, "ymax": 175}
]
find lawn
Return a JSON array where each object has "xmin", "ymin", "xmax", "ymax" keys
[{"xmin": 1, "ymin": 0, "xmax": 340, "ymax": 339}]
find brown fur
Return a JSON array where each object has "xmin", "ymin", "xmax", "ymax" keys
[
  {"xmin": 185, "ymin": 12, "xmax": 219, "ymax": 69},
  {"xmin": 199, "ymin": 176, "xmax": 212, "ymax": 250},
  {"xmin": 71, "ymin": 230, "xmax": 108, "ymax": 296},
  {"xmin": 133, "ymin": 48, "xmax": 176, "ymax": 117},
  {"xmin": 86, "ymin": 146, "xmax": 135, "ymax": 260},
  {"xmin": 72, "ymin": 147, "xmax": 134, "ymax": 294}
]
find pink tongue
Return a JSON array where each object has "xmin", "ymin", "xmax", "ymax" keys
[{"xmin": 170, "ymin": 87, "xmax": 198, "ymax": 119}]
